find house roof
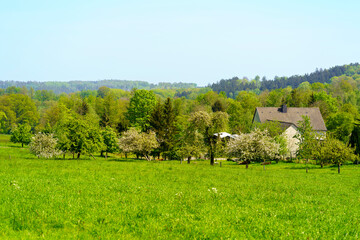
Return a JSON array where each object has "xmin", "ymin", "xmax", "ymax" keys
[{"xmin": 254, "ymin": 107, "xmax": 327, "ymax": 131}]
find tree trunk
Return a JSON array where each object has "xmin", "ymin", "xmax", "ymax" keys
[
  {"xmin": 73, "ymin": 153, "xmax": 75, "ymax": 159},
  {"xmin": 320, "ymin": 163, "xmax": 323, "ymax": 168},
  {"xmin": 77, "ymin": 152, "xmax": 81, "ymax": 159},
  {"xmin": 246, "ymin": 163, "xmax": 249, "ymax": 169},
  {"xmin": 125, "ymin": 153, "xmax": 128, "ymax": 159},
  {"xmin": 187, "ymin": 156, "xmax": 191, "ymax": 164},
  {"xmin": 22, "ymin": 143, "xmax": 24, "ymax": 147},
  {"xmin": 105, "ymin": 152, "xmax": 108, "ymax": 159},
  {"xmin": 306, "ymin": 159, "xmax": 308, "ymax": 173},
  {"xmin": 338, "ymin": 163, "xmax": 341, "ymax": 174},
  {"xmin": 263, "ymin": 160, "xmax": 266, "ymax": 171},
  {"xmin": 100, "ymin": 150, "xmax": 104, "ymax": 157},
  {"xmin": 210, "ymin": 151, "xmax": 215, "ymax": 166}
]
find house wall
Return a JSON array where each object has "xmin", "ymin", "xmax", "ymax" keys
[
  {"xmin": 253, "ymin": 111, "xmax": 260, "ymax": 123},
  {"xmin": 283, "ymin": 125, "xmax": 299, "ymax": 158}
]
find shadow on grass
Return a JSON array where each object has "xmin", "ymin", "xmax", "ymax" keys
[
  {"xmin": 19, "ymin": 154, "xmax": 95, "ymax": 161},
  {"xmin": 108, "ymin": 158, "xmax": 147, "ymax": 163},
  {"xmin": 0, "ymin": 145, "xmax": 24, "ymax": 149},
  {"xmin": 284, "ymin": 165, "xmax": 322, "ymax": 170}
]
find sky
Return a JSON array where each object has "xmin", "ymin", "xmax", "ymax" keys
[{"xmin": 0, "ymin": 0, "xmax": 359, "ymax": 86}]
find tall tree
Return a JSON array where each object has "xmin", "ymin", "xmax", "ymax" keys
[
  {"xmin": 189, "ymin": 111, "xmax": 228, "ymax": 165},
  {"xmin": 295, "ymin": 116, "xmax": 317, "ymax": 173},
  {"xmin": 126, "ymin": 90, "xmax": 157, "ymax": 132},
  {"xmin": 349, "ymin": 120, "xmax": 360, "ymax": 156},
  {"xmin": 56, "ymin": 114, "xmax": 104, "ymax": 159},
  {"xmin": 101, "ymin": 126, "xmax": 119, "ymax": 158},
  {"xmin": 150, "ymin": 97, "xmax": 177, "ymax": 159},
  {"xmin": 97, "ymin": 92, "xmax": 119, "ymax": 128},
  {"xmin": 0, "ymin": 94, "xmax": 39, "ymax": 133}
]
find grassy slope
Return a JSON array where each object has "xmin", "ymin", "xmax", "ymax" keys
[{"xmin": 0, "ymin": 135, "xmax": 359, "ymax": 239}]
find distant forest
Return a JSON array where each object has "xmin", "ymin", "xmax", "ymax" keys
[
  {"xmin": 210, "ymin": 63, "xmax": 360, "ymax": 97},
  {"xmin": 0, "ymin": 80, "xmax": 197, "ymax": 94},
  {"xmin": 2, "ymin": 63, "xmax": 360, "ymax": 96}
]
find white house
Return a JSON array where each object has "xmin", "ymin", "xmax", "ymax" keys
[{"xmin": 252, "ymin": 105, "xmax": 327, "ymax": 157}]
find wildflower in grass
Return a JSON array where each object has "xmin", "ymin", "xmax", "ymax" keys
[
  {"xmin": 208, "ymin": 188, "xmax": 218, "ymax": 194},
  {"xmin": 175, "ymin": 192, "xmax": 183, "ymax": 198},
  {"xmin": 10, "ymin": 180, "xmax": 20, "ymax": 189}
]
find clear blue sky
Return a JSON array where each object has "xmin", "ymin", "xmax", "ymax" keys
[{"xmin": 1, "ymin": 0, "xmax": 359, "ymax": 86}]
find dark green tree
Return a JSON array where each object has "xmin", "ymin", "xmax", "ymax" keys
[
  {"xmin": 349, "ymin": 120, "xmax": 360, "ymax": 157},
  {"xmin": 149, "ymin": 97, "xmax": 177, "ymax": 159},
  {"xmin": 212, "ymin": 100, "xmax": 225, "ymax": 112}
]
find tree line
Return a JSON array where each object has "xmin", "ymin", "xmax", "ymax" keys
[
  {"xmin": 2, "ymin": 70, "xmax": 360, "ymax": 169},
  {"xmin": 210, "ymin": 63, "xmax": 360, "ymax": 97},
  {"xmin": 0, "ymin": 80, "xmax": 197, "ymax": 94}
]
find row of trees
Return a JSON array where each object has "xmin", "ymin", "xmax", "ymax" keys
[
  {"xmin": 24, "ymin": 114, "xmax": 356, "ymax": 174},
  {"xmin": 3, "ymin": 70, "xmax": 360, "ymax": 167}
]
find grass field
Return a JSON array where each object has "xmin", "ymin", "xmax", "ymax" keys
[{"xmin": 1, "ymin": 134, "xmax": 360, "ymax": 239}]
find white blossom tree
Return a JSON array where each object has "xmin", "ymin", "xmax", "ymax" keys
[
  {"xmin": 226, "ymin": 128, "xmax": 280, "ymax": 168},
  {"xmin": 118, "ymin": 128, "xmax": 159, "ymax": 161},
  {"xmin": 29, "ymin": 133, "xmax": 62, "ymax": 158}
]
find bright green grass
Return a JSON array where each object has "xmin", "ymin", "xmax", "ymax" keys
[{"xmin": 0, "ymin": 134, "xmax": 360, "ymax": 239}]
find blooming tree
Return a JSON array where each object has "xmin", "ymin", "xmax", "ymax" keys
[
  {"xmin": 226, "ymin": 128, "xmax": 280, "ymax": 168},
  {"xmin": 29, "ymin": 133, "xmax": 62, "ymax": 158},
  {"xmin": 118, "ymin": 128, "xmax": 159, "ymax": 161}
]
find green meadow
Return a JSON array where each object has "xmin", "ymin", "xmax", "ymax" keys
[{"xmin": 0, "ymin": 134, "xmax": 359, "ymax": 239}]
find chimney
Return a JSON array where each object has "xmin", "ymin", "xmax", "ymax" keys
[{"xmin": 281, "ymin": 104, "xmax": 287, "ymax": 113}]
